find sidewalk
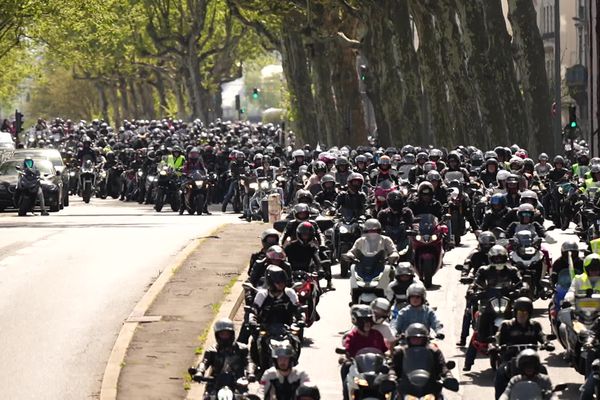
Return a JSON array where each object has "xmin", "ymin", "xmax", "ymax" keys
[{"xmin": 116, "ymin": 222, "xmax": 264, "ymax": 399}]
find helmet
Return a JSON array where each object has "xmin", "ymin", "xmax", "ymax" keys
[
  {"xmin": 516, "ymin": 349, "xmax": 541, "ymax": 375},
  {"xmin": 416, "ymin": 152, "xmax": 428, "ymax": 163},
  {"xmin": 395, "ymin": 262, "xmax": 415, "ymax": 280},
  {"xmin": 417, "ymin": 181, "xmax": 434, "ymax": 196},
  {"xmin": 265, "ymin": 264, "xmax": 288, "ymax": 289},
  {"xmin": 591, "ymin": 165, "xmax": 600, "ymax": 175},
  {"xmin": 292, "ymin": 149, "xmax": 305, "ymax": 159},
  {"xmin": 172, "ymin": 145, "xmax": 182, "ymax": 153},
  {"xmin": 447, "ymin": 151, "xmax": 460, "ymax": 164},
  {"xmin": 189, "ymin": 147, "xmax": 200, "ymax": 159},
  {"xmin": 401, "ymin": 145, "xmax": 415, "ymax": 156},
  {"xmin": 378, "ymin": 155, "xmax": 392, "ymax": 170},
  {"xmin": 561, "ymin": 240, "xmax": 579, "ymax": 253},
  {"xmin": 509, "ymin": 157, "xmax": 523, "ymax": 172},
  {"xmin": 335, "ymin": 156, "xmax": 349, "ymax": 170},
  {"xmin": 584, "ymin": 253, "xmax": 600, "ymax": 275},
  {"xmin": 488, "ymin": 245, "xmax": 508, "ymax": 267},
  {"xmin": 351, "ymin": 304, "xmax": 374, "ymax": 331},
  {"xmin": 538, "ymin": 153, "xmax": 549, "ymax": 162},
  {"xmin": 407, "ymin": 283, "xmax": 427, "ymax": 303},
  {"xmin": 293, "ymin": 203, "xmax": 310, "ymax": 221},
  {"xmin": 363, "ymin": 218, "xmax": 382, "ymax": 234},
  {"xmin": 505, "ymin": 174, "xmax": 520, "ymax": 188},
  {"xmin": 515, "ymin": 149, "xmax": 528, "ymax": 159},
  {"xmin": 370, "ymin": 297, "xmax": 391, "ymax": 324},
  {"xmin": 426, "ymin": 170, "xmax": 442, "ymax": 182},
  {"xmin": 496, "ymin": 170, "xmax": 511, "ymax": 184},
  {"xmin": 478, "ymin": 231, "xmax": 497, "ymax": 252},
  {"xmin": 405, "ymin": 323, "xmax": 429, "ymax": 347},
  {"xmin": 386, "ymin": 190, "xmax": 405, "ymax": 211},
  {"xmin": 295, "ymin": 383, "xmax": 321, "ymax": 400},
  {"xmin": 490, "ymin": 193, "xmax": 507, "ymax": 207},
  {"xmin": 517, "ymin": 203, "xmax": 535, "ymax": 222},
  {"xmin": 296, "ymin": 221, "xmax": 316, "ymax": 244},
  {"xmin": 265, "ymin": 246, "xmax": 287, "ymax": 266},
  {"xmin": 553, "ymin": 155, "xmax": 565, "ymax": 165},
  {"xmin": 347, "ymin": 172, "xmax": 364, "ymax": 191},
  {"xmin": 296, "ymin": 189, "xmax": 313, "ymax": 205},
  {"xmin": 313, "ymin": 161, "xmax": 327, "ymax": 174},
  {"xmin": 214, "ymin": 318, "xmax": 235, "ymax": 347},
  {"xmin": 513, "ymin": 297, "xmax": 534, "ymax": 316},
  {"xmin": 271, "ymin": 342, "xmax": 296, "ymax": 370},
  {"xmin": 261, "ymin": 228, "xmax": 280, "ymax": 247},
  {"xmin": 520, "ymin": 190, "xmax": 538, "ymax": 204},
  {"xmin": 484, "ymin": 151, "xmax": 498, "ymax": 161},
  {"xmin": 355, "ymin": 154, "xmax": 367, "ymax": 165},
  {"xmin": 23, "ymin": 158, "xmax": 34, "ymax": 169},
  {"xmin": 429, "ymin": 149, "xmax": 442, "ymax": 161},
  {"xmin": 403, "ymin": 153, "xmax": 416, "ymax": 165},
  {"xmin": 321, "ymin": 174, "xmax": 335, "ymax": 191}
]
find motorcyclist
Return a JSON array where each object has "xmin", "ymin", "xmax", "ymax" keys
[
  {"xmin": 581, "ymin": 164, "xmax": 600, "ymax": 193},
  {"xmin": 182, "ymin": 147, "xmax": 207, "ymax": 175},
  {"xmin": 249, "ymin": 229, "xmax": 281, "ymax": 274},
  {"xmin": 481, "ymin": 193, "xmax": 510, "ymax": 231},
  {"xmin": 395, "ymin": 283, "xmax": 444, "ymax": 337},
  {"xmin": 499, "ymin": 350, "xmax": 557, "ymax": 400},
  {"xmin": 294, "ymin": 189, "xmax": 320, "ymax": 215},
  {"xmin": 295, "ymin": 383, "xmax": 320, "ymax": 400},
  {"xmin": 370, "ymin": 155, "xmax": 398, "ymax": 186},
  {"xmin": 446, "ymin": 179, "xmax": 480, "ymax": 232},
  {"xmin": 189, "ymin": 318, "xmax": 255, "ymax": 394},
  {"xmin": 457, "ymin": 231, "xmax": 495, "ymax": 346},
  {"xmin": 167, "ymin": 145, "xmax": 185, "ymax": 173},
  {"xmin": 334, "ymin": 156, "xmax": 351, "ymax": 186},
  {"xmin": 221, "ymin": 150, "xmax": 247, "ymax": 212},
  {"xmin": 551, "ymin": 240, "xmax": 583, "ymax": 284},
  {"xmin": 441, "ymin": 151, "xmax": 469, "ymax": 182},
  {"xmin": 391, "ymin": 323, "xmax": 459, "ymax": 396},
  {"xmin": 289, "ymin": 149, "xmax": 307, "ymax": 175},
  {"xmin": 19, "ymin": 158, "xmax": 49, "ymax": 216},
  {"xmin": 564, "ymin": 253, "xmax": 600, "ymax": 304},
  {"xmin": 77, "ymin": 137, "xmax": 97, "ymax": 166},
  {"xmin": 503, "ymin": 190, "xmax": 545, "ymax": 226},
  {"xmin": 314, "ymin": 174, "xmax": 337, "ymax": 209},
  {"xmin": 370, "ymin": 297, "xmax": 396, "ymax": 349},
  {"xmin": 341, "ymin": 305, "xmax": 387, "ymax": 400},
  {"xmin": 342, "ymin": 219, "xmax": 399, "ymax": 271},
  {"xmin": 303, "ymin": 161, "xmax": 327, "ymax": 193},
  {"xmin": 260, "ymin": 343, "xmax": 311, "ymax": 400},
  {"xmin": 480, "ymin": 158, "xmax": 500, "ymax": 188},
  {"xmin": 534, "ymin": 153, "xmax": 551, "ymax": 178},
  {"xmin": 247, "ymin": 246, "xmax": 293, "ymax": 293},
  {"xmin": 282, "ymin": 204, "xmax": 321, "ymax": 244},
  {"xmin": 493, "ymin": 297, "xmax": 552, "ymax": 398},
  {"xmin": 504, "ymin": 174, "xmax": 521, "ymax": 208},
  {"xmin": 463, "ymin": 245, "xmax": 522, "ymax": 371},
  {"xmin": 377, "ymin": 190, "xmax": 414, "ymax": 249},
  {"xmin": 547, "ymin": 155, "xmax": 570, "ymax": 183},
  {"xmin": 408, "ymin": 152, "xmax": 429, "ymax": 184},
  {"xmin": 249, "ymin": 266, "xmax": 302, "ymax": 328},
  {"xmin": 335, "ymin": 172, "xmax": 368, "ymax": 220},
  {"xmin": 426, "ymin": 170, "xmax": 449, "ymax": 206},
  {"xmin": 506, "ymin": 203, "xmax": 551, "ymax": 241},
  {"xmin": 385, "ymin": 263, "xmax": 422, "ymax": 311},
  {"xmin": 572, "ymin": 151, "xmax": 591, "ymax": 179},
  {"xmin": 408, "ymin": 181, "xmax": 444, "ymax": 219}
]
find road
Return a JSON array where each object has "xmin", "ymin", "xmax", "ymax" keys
[
  {"xmin": 0, "ymin": 199, "xmax": 236, "ymax": 400},
  {"xmin": 301, "ymin": 229, "xmax": 585, "ymax": 400}
]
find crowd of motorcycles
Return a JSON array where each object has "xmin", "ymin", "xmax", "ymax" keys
[{"xmin": 17, "ymin": 118, "xmax": 600, "ymax": 399}]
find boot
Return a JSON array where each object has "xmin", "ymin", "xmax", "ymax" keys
[
  {"xmin": 221, "ymin": 202, "xmax": 227, "ymax": 213},
  {"xmin": 326, "ymin": 280, "xmax": 336, "ymax": 291}
]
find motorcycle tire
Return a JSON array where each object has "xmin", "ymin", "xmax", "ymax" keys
[
  {"xmin": 454, "ymin": 233, "xmax": 461, "ymax": 246},
  {"xmin": 421, "ymin": 259, "xmax": 434, "ymax": 288},
  {"xmin": 50, "ymin": 201, "xmax": 60, "ymax": 213},
  {"xmin": 18, "ymin": 194, "xmax": 32, "ymax": 216},
  {"xmin": 233, "ymin": 195, "xmax": 242, "ymax": 213},
  {"xmin": 170, "ymin": 194, "xmax": 181, "ymax": 212},
  {"xmin": 261, "ymin": 200, "xmax": 269, "ymax": 223},
  {"xmin": 82, "ymin": 183, "xmax": 92, "ymax": 204},
  {"xmin": 63, "ymin": 193, "xmax": 69, "ymax": 207},
  {"xmin": 195, "ymin": 194, "xmax": 205, "ymax": 215},
  {"xmin": 154, "ymin": 190, "xmax": 164, "ymax": 212}
]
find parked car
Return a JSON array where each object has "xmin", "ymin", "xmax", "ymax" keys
[
  {"xmin": 13, "ymin": 148, "xmax": 69, "ymax": 206},
  {"xmin": 0, "ymin": 158, "xmax": 64, "ymax": 212}
]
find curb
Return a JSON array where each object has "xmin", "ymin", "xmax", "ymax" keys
[
  {"xmin": 99, "ymin": 225, "xmax": 225, "ymax": 400},
  {"xmin": 185, "ymin": 266, "xmax": 248, "ymax": 400}
]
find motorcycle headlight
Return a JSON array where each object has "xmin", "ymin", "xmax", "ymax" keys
[
  {"xmin": 416, "ymin": 235, "xmax": 422, "ymax": 241},
  {"xmin": 260, "ymin": 181, "xmax": 270, "ymax": 190},
  {"xmin": 249, "ymin": 182, "xmax": 258, "ymax": 190},
  {"xmin": 160, "ymin": 170, "xmax": 167, "ymax": 176},
  {"xmin": 195, "ymin": 180, "xmax": 204, "ymax": 187},
  {"xmin": 339, "ymin": 226, "xmax": 349, "ymax": 234},
  {"xmin": 69, "ymin": 172, "xmax": 76, "ymax": 177},
  {"xmin": 558, "ymin": 187, "xmax": 564, "ymax": 194},
  {"xmin": 431, "ymin": 234, "xmax": 437, "ymax": 241},
  {"xmin": 148, "ymin": 176, "xmax": 155, "ymax": 182}
]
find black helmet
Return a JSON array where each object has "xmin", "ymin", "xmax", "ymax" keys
[
  {"xmin": 417, "ymin": 181, "xmax": 434, "ymax": 196},
  {"xmin": 478, "ymin": 231, "xmax": 497, "ymax": 252},
  {"xmin": 295, "ymin": 383, "xmax": 321, "ymax": 400},
  {"xmin": 513, "ymin": 297, "xmax": 534, "ymax": 316},
  {"xmin": 296, "ymin": 221, "xmax": 316, "ymax": 244},
  {"xmin": 214, "ymin": 318, "xmax": 235, "ymax": 347},
  {"xmin": 405, "ymin": 323, "xmax": 429, "ymax": 346},
  {"xmin": 265, "ymin": 265, "xmax": 288, "ymax": 289},
  {"xmin": 335, "ymin": 156, "xmax": 349, "ymax": 169},
  {"xmin": 516, "ymin": 349, "xmax": 541, "ymax": 376},
  {"xmin": 265, "ymin": 246, "xmax": 286, "ymax": 266},
  {"xmin": 313, "ymin": 161, "xmax": 327, "ymax": 174},
  {"xmin": 321, "ymin": 174, "xmax": 335, "ymax": 191},
  {"xmin": 296, "ymin": 189, "xmax": 313, "ymax": 205},
  {"xmin": 386, "ymin": 190, "xmax": 405, "ymax": 211},
  {"xmin": 351, "ymin": 304, "xmax": 373, "ymax": 331},
  {"xmin": 293, "ymin": 203, "xmax": 310, "ymax": 221},
  {"xmin": 347, "ymin": 172, "xmax": 364, "ymax": 191}
]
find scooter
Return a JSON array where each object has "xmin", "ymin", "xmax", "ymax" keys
[{"xmin": 349, "ymin": 250, "xmax": 393, "ymax": 305}]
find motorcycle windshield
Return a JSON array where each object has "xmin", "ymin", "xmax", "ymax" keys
[
  {"xmin": 444, "ymin": 171, "xmax": 464, "ymax": 183},
  {"xmin": 354, "ymin": 352, "xmax": 386, "ymax": 374},
  {"xmin": 355, "ymin": 250, "xmax": 385, "ymax": 280},
  {"xmin": 402, "ymin": 347, "xmax": 434, "ymax": 388},
  {"xmin": 190, "ymin": 170, "xmax": 204, "ymax": 180},
  {"xmin": 378, "ymin": 180, "xmax": 394, "ymax": 190},
  {"xmin": 339, "ymin": 207, "xmax": 356, "ymax": 222},
  {"xmin": 416, "ymin": 214, "xmax": 438, "ymax": 236},
  {"xmin": 507, "ymin": 380, "xmax": 543, "ymax": 400}
]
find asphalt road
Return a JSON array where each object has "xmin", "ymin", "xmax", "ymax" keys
[
  {"xmin": 301, "ymin": 228, "xmax": 586, "ymax": 400},
  {"xmin": 0, "ymin": 199, "xmax": 237, "ymax": 400}
]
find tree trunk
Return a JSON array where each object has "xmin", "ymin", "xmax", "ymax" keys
[
  {"xmin": 280, "ymin": 25, "xmax": 319, "ymax": 144},
  {"xmin": 96, "ymin": 82, "xmax": 110, "ymax": 124},
  {"xmin": 309, "ymin": 40, "xmax": 339, "ymax": 146},
  {"xmin": 483, "ymin": 0, "xmax": 528, "ymax": 145},
  {"xmin": 128, "ymin": 79, "xmax": 140, "ymax": 119},
  {"xmin": 138, "ymin": 82, "xmax": 156, "ymax": 119},
  {"xmin": 172, "ymin": 73, "xmax": 187, "ymax": 120},
  {"xmin": 507, "ymin": 0, "xmax": 554, "ymax": 154},
  {"xmin": 110, "ymin": 84, "xmax": 121, "ymax": 127},
  {"xmin": 184, "ymin": 49, "xmax": 207, "ymax": 122},
  {"xmin": 118, "ymin": 77, "xmax": 130, "ymax": 120},
  {"xmin": 154, "ymin": 70, "xmax": 169, "ymax": 115}
]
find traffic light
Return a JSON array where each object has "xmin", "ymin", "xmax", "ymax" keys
[
  {"xmin": 15, "ymin": 110, "xmax": 24, "ymax": 133},
  {"xmin": 569, "ymin": 105, "xmax": 578, "ymax": 129},
  {"xmin": 235, "ymin": 94, "xmax": 241, "ymax": 111},
  {"xmin": 252, "ymin": 88, "xmax": 260, "ymax": 100},
  {"xmin": 240, "ymin": 108, "xmax": 245, "ymax": 114},
  {"xmin": 359, "ymin": 65, "xmax": 368, "ymax": 81}
]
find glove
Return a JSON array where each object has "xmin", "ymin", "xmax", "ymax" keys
[
  {"xmin": 443, "ymin": 377, "xmax": 459, "ymax": 391},
  {"xmin": 436, "ymin": 333, "xmax": 445, "ymax": 340}
]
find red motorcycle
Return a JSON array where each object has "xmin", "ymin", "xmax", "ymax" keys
[
  {"xmin": 292, "ymin": 270, "xmax": 321, "ymax": 327},
  {"xmin": 373, "ymin": 179, "xmax": 397, "ymax": 212},
  {"xmin": 409, "ymin": 214, "xmax": 447, "ymax": 288}
]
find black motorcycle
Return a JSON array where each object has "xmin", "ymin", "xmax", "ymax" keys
[
  {"xmin": 180, "ymin": 170, "xmax": 209, "ymax": 215},
  {"xmin": 79, "ymin": 159, "xmax": 96, "ymax": 204},
  {"xmin": 154, "ymin": 166, "xmax": 181, "ymax": 212},
  {"xmin": 15, "ymin": 167, "xmax": 41, "ymax": 216}
]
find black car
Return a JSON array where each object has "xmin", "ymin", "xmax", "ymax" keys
[
  {"xmin": 0, "ymin": 158, "xmax": 64, "ymax": 212},
  {"xmin": 13, "ymin": 148, "xmax": 70, "ymax": 207}
]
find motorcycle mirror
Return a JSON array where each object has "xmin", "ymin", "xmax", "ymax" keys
[
  {"xmin": 546, "ymin": 334, "xmax": 557, "ymax": 341},
  {"xmin": 446, "ymin": 361, "xmax": 456, "ymax": 370},
  {"xmin": 592, "ymin": 359, "xmax": 600, "ymax": 372},
  {"xmin": 553, "ymin": 383, "xmax": 568, "ymax": 392},
  {"xmin": 335, "ymin": 347, "xmax": 346, "ymax": 355},
  {"xmin": 242, "ymin": 283, "xmax": 256, "ymax": 293},
  {"xmin": 454, "ymin": 264, "xmax": 465, "ymax": 271}
]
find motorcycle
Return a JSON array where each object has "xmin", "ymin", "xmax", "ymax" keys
[
  {"xmin": 120, "ymin": 168, "xmax": 140, "ymax": 201},
  {"xmin": 143, "ymin": 169, "xmax": 158, "ymax": 204},
  {"xmin": 190, "ymin": 372, "xmax": 259, "ymax": 400},
  {"xmin": 349, "ymin": 250, "xmax": 393, "ymax": 305},
  {"xmin": 396, "ymin": 346, "xmax": 458, "ymax": 398},
  {"xmin": 336, "ymin": 348, "xmax": 395, "ymax": 400},
  {"xmin": 106, "ymin": 163, "xmax": 124, "ymax": 199},
  {"xmin": 292, "ymin": 270, "xmax": 321, "ymax": 328},
  {"xmin": 248, "ymin": 176, "xmax": 283, "ymax": 223},
  {"xmin": 79, "ymin": 159, "xmax": 96, "ymax": 204},
  {"xmin": 95, "ymin": 167, "xmax": 108, "ymax": 199},
  {"xmin": 180, "ymin": 170, "xmax": 209, "ymax": 215},
  {"xmin": 545, "ymin": 268, "xmax": 572, "ymax": 350},
  {"xmin": 547, "ymin": 180, "xmax": 577, "ymax": 230},
  {"xmin": 14, "ymin": 167, "xmax": 42, "ymax": 216},
  {"xmin": 334, "ymin": 208, "xmax": 362, "ymax": 278},
  {"xmin": 509, "ymin": 231, "xmax": 550, "ymax": 301},
  {"xmin": 250, "ymin": 322, "xmax": 303, "ymax": 377},
  {"xmin": 446, "ymin": 187, "xmax": 467, "ymax": 246},
  {"xmin": 154, "ymin": 166, "xmax": 181, "ymax": 212},
  {"xmin": 372, "ymin": 179, "xmax": 396, "ymax": 213},
  {"xmin": 409, "ymin": 214, "xmax": 446, "ymax": 288}
]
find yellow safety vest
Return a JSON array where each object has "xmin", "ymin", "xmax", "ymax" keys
[
  {"xmin": 167, "ymin": 154, "xmax": 185, "ymax": 170},
  {"xmin": 591, "ymin": 238, "xmax": 600, "ymax": 255},
  {"xmin": 578, "ymin": 273, "xmax": 600, "ymax": 293}
]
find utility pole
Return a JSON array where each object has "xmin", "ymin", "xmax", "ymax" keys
[{"xmin": 554, "ymin": 0, "xmax": 562, "ymax": 154}]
